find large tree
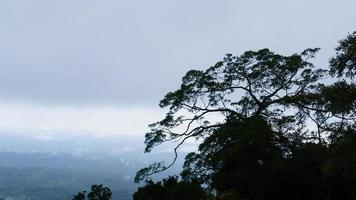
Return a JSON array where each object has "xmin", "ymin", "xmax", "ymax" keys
[{"xmin": 134, "ymin": 32, "xmax": 356, "ymax": 199}]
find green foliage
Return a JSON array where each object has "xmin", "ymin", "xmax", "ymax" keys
[{"xmin": 135, "ymin": 31, "xmax": 356, "ymax": 200}]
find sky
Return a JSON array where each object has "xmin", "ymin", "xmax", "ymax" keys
[{"xmin": 0, "ymin": 0, "xmax": 355, "ymax": 137}]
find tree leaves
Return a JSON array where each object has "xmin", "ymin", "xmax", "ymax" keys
[
  {"xmin": 330, "ymin": 31, "xmax": 356, "ymax": 79},
  {"xmin": 138, "ymin": 47, "xmax": 329, "ymax": 182}
]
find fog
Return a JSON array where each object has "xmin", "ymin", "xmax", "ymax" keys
[{"xmin": 0, "ymin": 0, "xmax": 355, "ymax": 199}]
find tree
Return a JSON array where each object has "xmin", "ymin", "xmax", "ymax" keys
[
  {"xmin": 135, "ymin": 31, "xmax": 356, "ymax": 200},
  {"xmin": 73, "ymin": 192, "xmax": 86, "ymax": 200},
  {"xmin": 330, "ymin": 31, "xmax": 356, "ymax": 78},
  {"xmin": 324, "ymin": 126, "xmax": 356, "ymax": 199},
  {"xmin": 133, "ymin": 176, "xmax": 208, "ymax": 200},
  {"xmin": 73, "ymin": 185, "xmax": 112, "ymax": 200},
  {"xmin": 136, "ymin": 47, "xmax": 326, "ymax": 181}
]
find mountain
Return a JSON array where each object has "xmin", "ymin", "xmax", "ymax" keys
[{"xmin": 0, "ymin": 132, "xmax": 186, "ymax": 200}]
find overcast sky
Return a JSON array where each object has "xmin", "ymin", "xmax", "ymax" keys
[{"xmin": 0, "ymin": 0, "xmax": 355, "ymax": 137}]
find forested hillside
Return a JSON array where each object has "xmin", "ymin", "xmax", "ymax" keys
[{"xmin": 0, "ymin": 134, "xmax": 183, "ymax": 200}]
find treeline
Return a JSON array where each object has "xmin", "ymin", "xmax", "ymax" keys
[{"xmin": 132, "ymin": 31, "xmax": 356, "ymax": 200}]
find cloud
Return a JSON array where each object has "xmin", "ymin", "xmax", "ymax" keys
[
  {"xmin": 0, "ymin": 101, "xmax": 164, "ymax": 136},
  {"xmin": 0, "ymin": 0, "xmax": 354, "ymax": 105}
]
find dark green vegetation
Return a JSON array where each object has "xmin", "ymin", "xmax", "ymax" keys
[
  {"xmin": 133, "ymin": 32, "xmax": 356, "ymax": 200},
  {"xmin": 133, "ymin": 176, "xmax": 208, "ymax": 200}
]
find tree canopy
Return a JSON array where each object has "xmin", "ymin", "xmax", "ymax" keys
[
  {"xmin": 133, "ymin": 176, "xmax": 208, "ymax": 200},
  {"xmin": 73, "ymin": 185, "xmax": 112, "ymax": 200},
  {"xmin": 134, "ymin": 31, "xmax": 356, "ymax": 200}
]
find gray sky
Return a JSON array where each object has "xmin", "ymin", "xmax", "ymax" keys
[{"xmin": 0, "ymin": 0, "xmax": 355, "ymax": 136}]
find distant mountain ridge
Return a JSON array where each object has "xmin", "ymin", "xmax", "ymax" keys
[{"xmin": 0, "ymin": 132, "xmax": 185, "ymax": 200}]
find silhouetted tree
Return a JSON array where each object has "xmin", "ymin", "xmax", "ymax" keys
[
  {"xmin": 73, "ymin": 185, "xmax": 112, "ymax": 200},
  {"xmin": 136, "ymin": 47, "xmax": 325, "ymax": 182},
  {"xmin": 133, "ymin": 176, "xmax": 208, "ymax": 200},
  {"xmin": 134, "ymin": 31, "xmax": 356, "ymax": 200},
  {"xmin": 73, "ymin": 191, "xmax": 86, "ymax": 200},
  {"xmin": 330, "ymin": 31, "xmax": 356, "ymax": 78},
  {"xmin": 324, "ymin": 127, "xmax": 356, "ymax": 199}
]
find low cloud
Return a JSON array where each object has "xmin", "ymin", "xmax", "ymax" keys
[{"xmin": 0, "ymin": 101, "xmax": 164, "ymax": 136}]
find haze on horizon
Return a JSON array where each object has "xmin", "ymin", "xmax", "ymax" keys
[{"xmin": 0, "ymin": 0, "xmax": 355, "ymax": 137}]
